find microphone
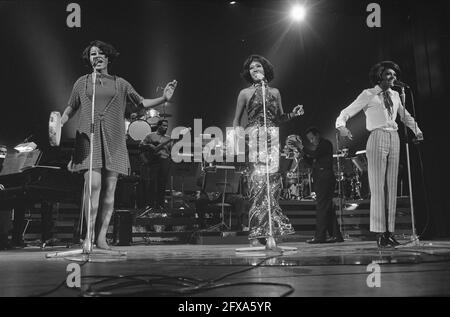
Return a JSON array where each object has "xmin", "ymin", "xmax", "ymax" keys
[
  {"xmin": 255, "ymin": 72, "xmax": 265, "ymax": 81},
  {"xmin": 92, "ymin": 58, "xmax": 103, "ymax": 68},
  {"xmin": 394, "ymin": 80, "xmax": 409, "ymax": 88}
]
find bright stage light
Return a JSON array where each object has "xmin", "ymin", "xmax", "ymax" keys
[
  {"xmin": 290, "ymin": 5, "xmax": 306, "ymax": 22},
  {"xmin": 14, "ymin": 142, "xmax": 37, "ymax": 153}
]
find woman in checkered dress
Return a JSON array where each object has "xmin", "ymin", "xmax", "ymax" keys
[{"xmin": 60, "ymin": 40, "xmax": 177, "ymax": 250}]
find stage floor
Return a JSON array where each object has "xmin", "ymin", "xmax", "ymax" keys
[{"xmin": 1, "ymin": 240, "xmax": 450, "ymax": 297}]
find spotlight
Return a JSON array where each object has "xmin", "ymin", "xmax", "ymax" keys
[
  {"xmin": 229, "ymin": 1, "xmax": 237, "ymax": 5},
  {"xmin": 344, "ymin": 203, "xmax": 359, "ymax": 211},
  {"xmin": 290, "ymin": 5, "xmax": 306, "ymax": 22},
  {"xmin": 14, "ymin": 142, "xmax": 37, "ymax": 153}
]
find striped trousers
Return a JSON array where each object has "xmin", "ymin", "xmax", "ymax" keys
[{"xmin": 366, "ymin": 129, "xmax": 400, "ymax": 233}]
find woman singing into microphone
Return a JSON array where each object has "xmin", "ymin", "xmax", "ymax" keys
[
  {"xmin": 60, "ymin": 40, "xmax": 177, "ymax": 250},
  {"xmin": 232, "ymin": 54, "xmax": 303, "ymax": 247}
]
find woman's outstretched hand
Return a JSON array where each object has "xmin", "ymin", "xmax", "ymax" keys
[
  {"xmin": 163, "ymin": 80, "xmax": 178, "ymax": 102},
  {"xmin": 292, "ymin": 104, "xmax": 304, "ymax": 116}
]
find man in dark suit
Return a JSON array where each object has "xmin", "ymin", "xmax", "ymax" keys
[{"xmin": 298, "ymin": 127, "xmax": 343, "ymax": 243}]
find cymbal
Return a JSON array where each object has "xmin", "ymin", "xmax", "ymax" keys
[{"xmin": 159, "ymin": 113, "xmax": 172, "ymax": 118}]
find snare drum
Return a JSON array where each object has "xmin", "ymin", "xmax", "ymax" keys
[{"xmin": 127, "ymin": 120, "xmax": 152, "ymax": 141}]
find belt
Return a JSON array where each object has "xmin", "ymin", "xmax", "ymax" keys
[{"xmin": 372, "ymin": 128, "xmax": 398, "ymax": 133}]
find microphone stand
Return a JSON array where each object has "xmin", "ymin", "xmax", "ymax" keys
[
  {"xmin": 260, "ymin": 79, "xmax": 276, "ymax": 250},
  {"xmin": 236, "ymin": 79, "xmax": 296, "ymax": 253},
  {"xmin": 399, "ymin": 86, "xmax": 419, "ymax": 246},
  {"xmin": 335, "ymin": 132, "xmax": 345, "ymax": 238},
  {"xmin": 46, "ymin": 67, "xmax": 126, "ymax": 261}
]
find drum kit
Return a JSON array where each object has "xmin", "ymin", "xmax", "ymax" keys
[
  {"xmin": 283, "ymin": 169, "xmax": 313, "ymax": 200},
  {"xmin": 279, "ymin": 136, "xmax": 370, "ymax": 201},
  {"xmin": 126, "ymin": 103, "xmax": 173, "ymax": 141},
  {"xmin": 333, "ymin": 149, "xmax": 369, "ymax": 200},
  {"xmin": 281, "ymin": 135, "xmax": 313, "ymax": 200}
]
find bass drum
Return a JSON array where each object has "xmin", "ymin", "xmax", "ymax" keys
[{"xmin": 127, "ymin": 120, "xmax": 152, "ymax": 141}]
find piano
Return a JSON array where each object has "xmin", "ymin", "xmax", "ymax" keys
[{"xmin": 0, "ymin": 146, "xmax": 82, "ymax": 246}]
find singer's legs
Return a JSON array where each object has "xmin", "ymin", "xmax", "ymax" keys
[
  {"xmin": 82, "ymin": 169, "xmax": 102, "ymax": 250},
  {"xmin": 96, "ymin": 170, "xmax": 118, "ymax": 250},
  {"xmin": 386, "ymin": 132, "xmax": 400, "ymax": 233},
  {"xmin": 367, "ymin": 131, "xmax": 389, "ymax": 233}
]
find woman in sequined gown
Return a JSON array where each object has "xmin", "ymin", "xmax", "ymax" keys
[{"xmin": 232, "ymin": 55, "xmax": 303, "ymax": 247}]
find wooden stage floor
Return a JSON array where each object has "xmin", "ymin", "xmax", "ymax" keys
[{"xmin": 1, "ymin": 240, "xmax": 450, "ymax": 297}]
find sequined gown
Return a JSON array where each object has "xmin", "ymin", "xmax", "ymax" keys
[{"xmin": 246, "ymin": 85, "xmax": 295, "ymax": 240}]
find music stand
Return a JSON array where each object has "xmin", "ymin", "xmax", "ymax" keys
[
  {"xmin": 0, "ymin": 149, "xmax": 42, "ymax": 176},
  {"xmin": 167, "ymin": 161, "xmax": 199, "ymax": 208},
  {"xmin": 170, "ymin": 161, "xmax": 200, "ymax": 193},
  {"xmin": 202, "ymin": 165, "xmax": 240, "ymax": 231}
]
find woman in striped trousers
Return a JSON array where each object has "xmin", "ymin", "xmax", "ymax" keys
[{"xmin": 335, "ymin": 61, "xmax": 423, "ymax": 247}]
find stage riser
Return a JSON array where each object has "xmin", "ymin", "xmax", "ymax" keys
[{"xmin": 12, "ymin": 197, "xmax": 413, "ymax": 243}]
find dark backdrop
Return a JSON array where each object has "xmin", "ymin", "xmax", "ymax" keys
[{"xmin": 0, "ymin": 0, "xmax": 448, "ymax": 237}]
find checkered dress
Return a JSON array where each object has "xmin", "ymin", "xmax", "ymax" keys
[{"xmin": 68, "ymin": 75, "xmax": 143, "ymax": 175}]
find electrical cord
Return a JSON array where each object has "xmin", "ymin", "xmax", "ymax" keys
[
  {"xmin": 27, "ymin": 238, "xmax": 450, "ymax": 297},
  {"xmin": 82, "ymin": 255, "xmax": 293, "ymax": 297},
  {"xmin": 29, "ymin": 254, "xmax": 295, "ymax": 297},
  {"xmin": 29, "ymin": 259, "xmax": 89, "ymax": 297}
]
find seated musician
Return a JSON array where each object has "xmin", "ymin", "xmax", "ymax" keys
[{"xmin": 139, "ymin": 119, "xmax": 172, "ymax": 212}]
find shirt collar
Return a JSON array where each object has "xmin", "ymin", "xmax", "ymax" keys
[{"xmin": 374, "ymin": 85, "xmax": 393, "ymax": 95}]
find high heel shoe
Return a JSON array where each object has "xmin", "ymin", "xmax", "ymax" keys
[
  {"xmin": 385, "ymin": 231, "xmax": 400, "ymax": 246},
  {"xmin": 376, "ymin": 233, "xmax": 389, "ymax": 248},
  {"xmin": 250, "ymin": 238, "xmax": 266, "ymax": 247}
]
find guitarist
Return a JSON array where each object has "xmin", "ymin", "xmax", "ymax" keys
[{"xmin": 139, "ymin": 119, "xmax": 172, "ymax": 211}]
